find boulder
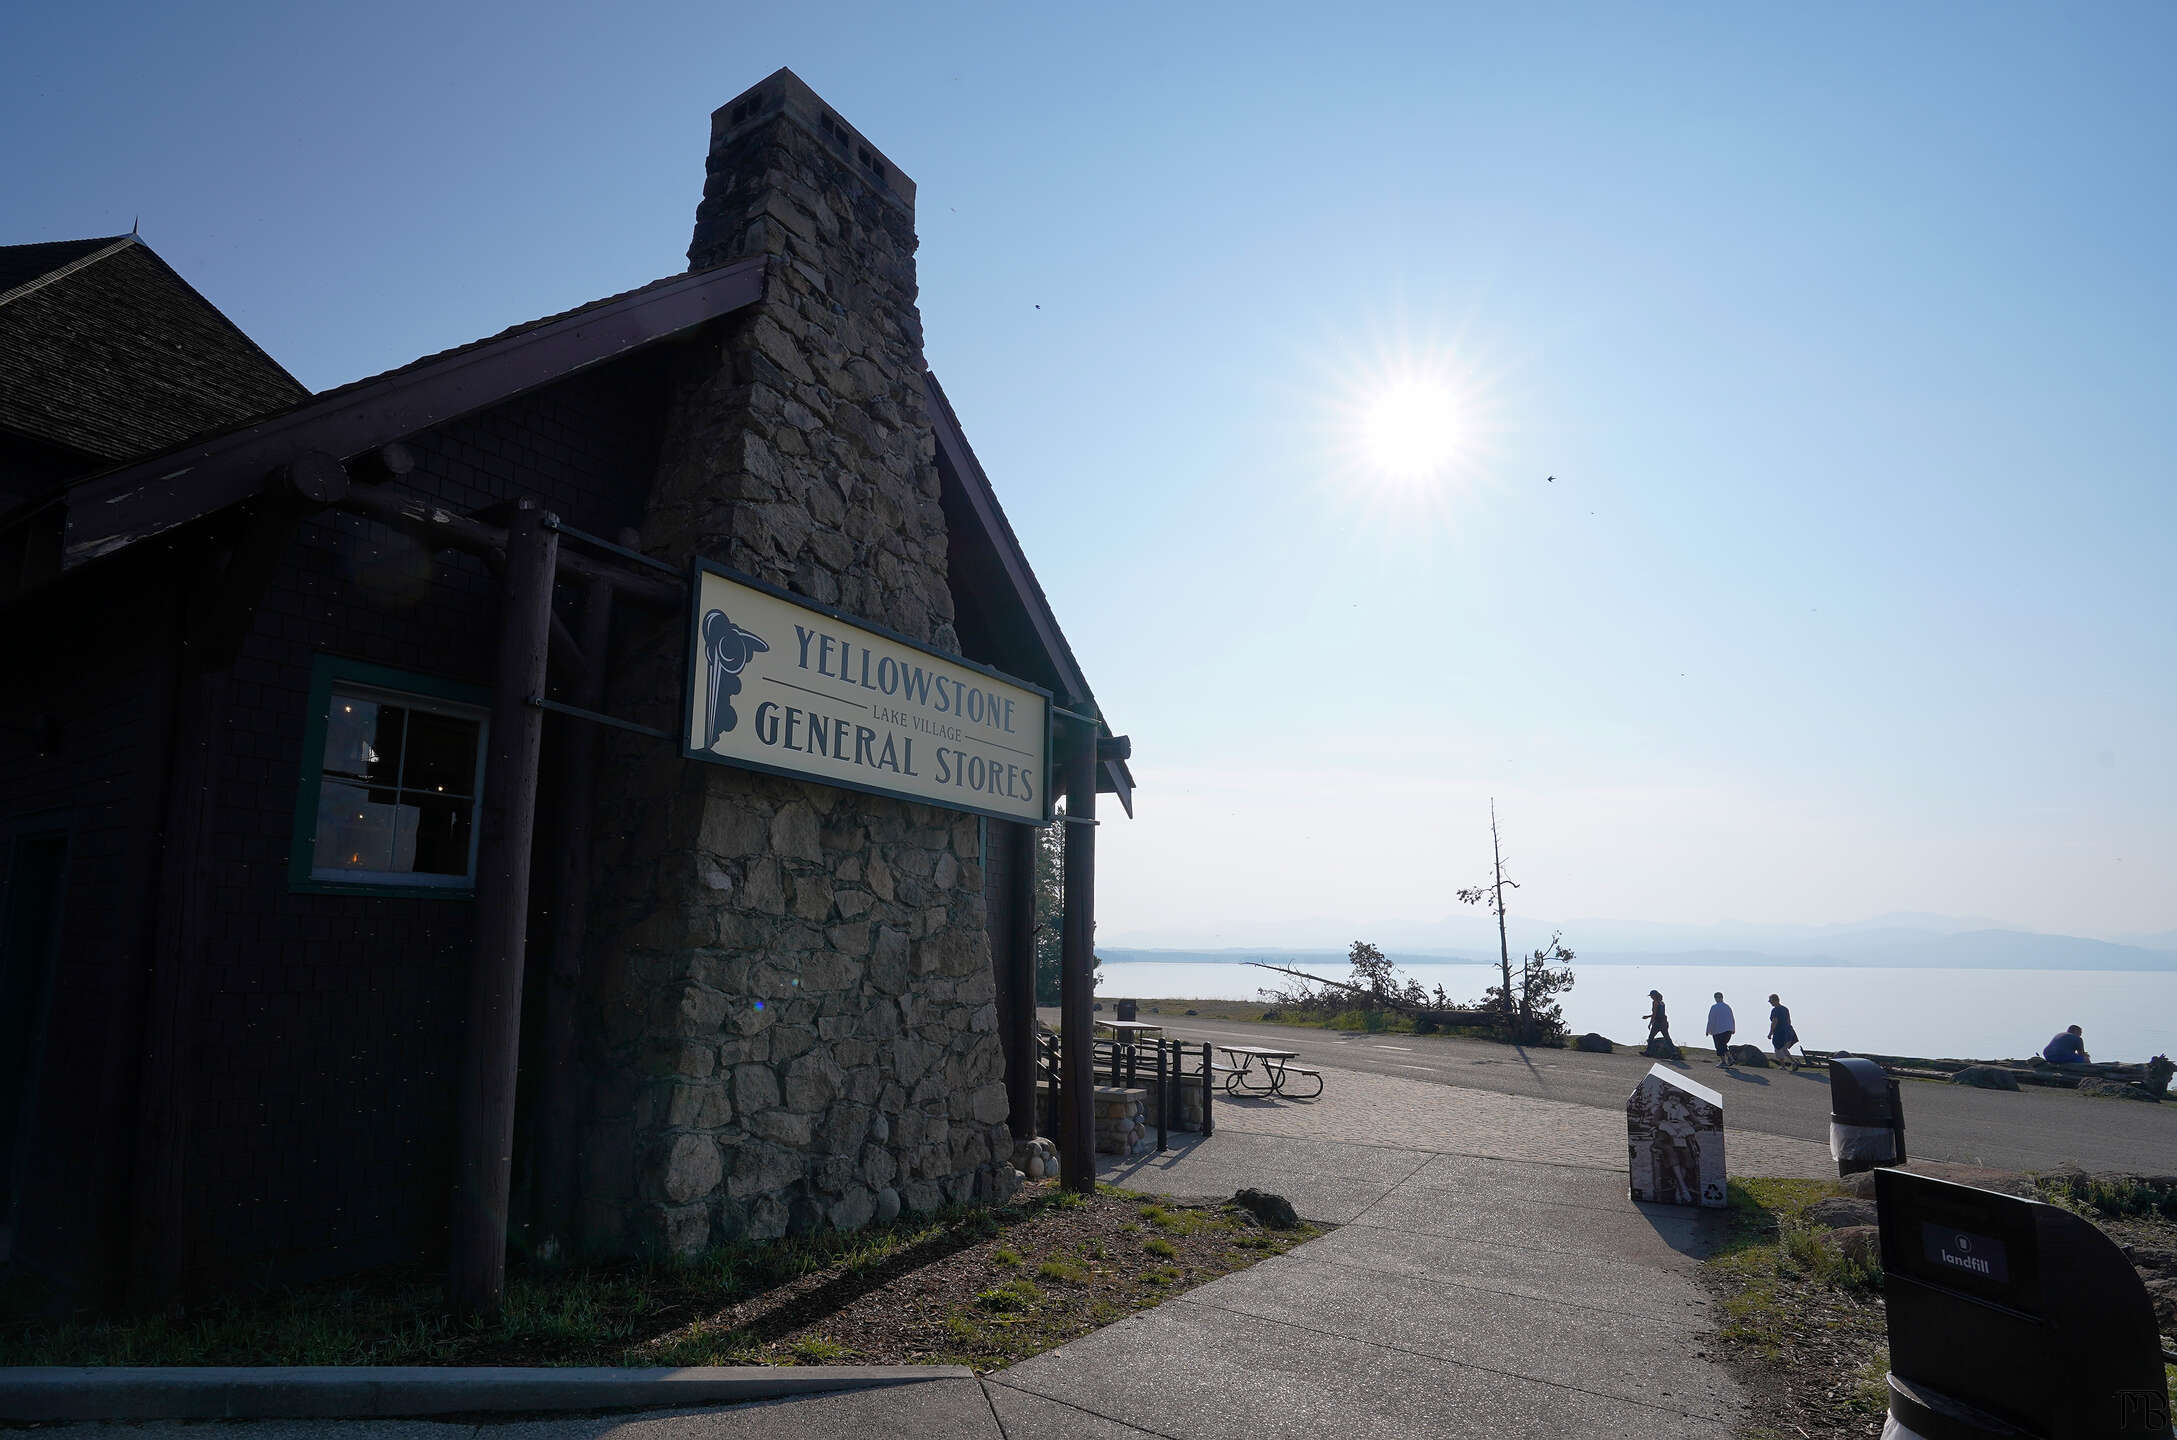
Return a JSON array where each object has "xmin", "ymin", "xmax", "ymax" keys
[
  {"xmin": 1832, "ymin": 1225, "xmax": 1883, "ymax": 1270},
  {"xmin": 1951, "ymin": 1065, "xmax": 2021, "ymax": 1091},
  {"xmin": 1643, "ymin": 1037, "xmax": 1684, "ymax": 1062},
  {"xmin": 1233, "ymin": 1188, "xmax": 1300, "ymax": 1230},
  {"xmin": 1807, "ymin": 1196, "xmax": 1879, "ymax": 1230},
  {"xmin": 2080, "ymin": 1078, "xmax": 2163, "ymax": 1102},
  {"xmin": 1575, "ymin": 1033, "xmax": 1615, "ymax": 1053},
  {"xmin": 1727, "ymin": 1044, "xmax": 1771, "ymax": 1068}
]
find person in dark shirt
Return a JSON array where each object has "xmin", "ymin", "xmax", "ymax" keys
[
  {"xmin": 1766, "ymin": 993, "xmax": 1800, "ymax": 1071},
  {"xmin": 1641, "ymin": 990, "xmax": 1671, "ymax": 1046},
  {"xmin": 2043, "ymin": 1025, "xmax": 2090, "ymax": 1065}
]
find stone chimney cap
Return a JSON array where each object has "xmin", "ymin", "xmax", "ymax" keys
[{"xmin": 711, "ymin": 68, "xmax": 916, "ymax": 216}]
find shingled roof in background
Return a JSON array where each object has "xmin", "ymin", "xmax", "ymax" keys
[{"xmin": 0, "ymin": 234, "xmax": 308, "ymax": 465}]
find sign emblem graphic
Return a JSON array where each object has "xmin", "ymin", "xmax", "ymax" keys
[{"xmin": 700, "ymin": 608, "xmax": 769, "ymax": 746}]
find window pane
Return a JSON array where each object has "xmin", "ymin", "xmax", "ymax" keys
[
  {"xmin": 403, "ymin": 709, "xmax": 480, "ymax": 798},
  {"xmin": 406, "ymin": 793, "xmax": 474, "ymax": 876},
  {"xmin": 315, "ymin": 780, "xmax": 398, "ymax": 872},
  {"xmin": 323, "ymin": 694, "xmax": 403, "ymax": 783}
]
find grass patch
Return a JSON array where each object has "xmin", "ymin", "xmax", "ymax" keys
[
  {"xmin": 1142, "ymin": 1237, "xmax": 1178, "ymax": 1259},
  {"xmin": 3, "ymin": 1183, "xmax": 1321, "ymax": 1376},
  {"xmin": 1703, "ymin": 1177, "xmax": 1889, "ymax": 1433},
  {"xmin": 1036, "ymin": 1259, "xmax": 1089, "ymax": 1285},
  {"xmin": 2034, "ymin": 1172, "xmax": 2177, "ymax": 1222}
]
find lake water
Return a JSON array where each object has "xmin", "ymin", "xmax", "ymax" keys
[{"xmin": 1093, "ymin": 960, "xmax": 2177, "ymax": 1064}]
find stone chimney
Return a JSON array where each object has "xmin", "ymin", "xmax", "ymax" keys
[
  {"xmin": 649, "ymin": 67, "xmax": 952, "ymax": 648},
  {"xmin": 580, "ymin": 72, "xmax": 1011, "ymax": 1258}
]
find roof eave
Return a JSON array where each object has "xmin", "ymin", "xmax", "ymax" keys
[
  {"xmin": 23, "ymin": 256, "xmax": 767, "ymax": 573},
  {"xmin": 924, "ymin": 369, "xmax": 1133, "ymax": 818}
]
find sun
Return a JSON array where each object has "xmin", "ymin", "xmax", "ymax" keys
[{"xmin": 1360, "ymin": 378, "xmax": 1463, "ymax": 484}]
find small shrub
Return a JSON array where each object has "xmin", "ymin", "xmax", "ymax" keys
[
  {"xmin": 975, "ymin": 1281, "xmax": 1041, "ymax": 1313},
  {"xmin": 2037, "ymin": 1173, "xmax": 2177, "ymax": 1221},
  {"xmin": 789, "ymin": 1334, "xmax": 851, "ymax": 1362},
  {"xmin": 1414, "ymin": 1016, "xmax": 1440, "ymax": 1035},
  {"xmin": 1261, "ymin": 1010, "xmax": 1282, "ymax": 1021},
  {"xmin": 1143, "ymin": 1237, "xmax": 1177, "ymax": 1259},
  {"xmin": 991, "ymin": 1246, "xmax": 1022, "ymax": 1267}
]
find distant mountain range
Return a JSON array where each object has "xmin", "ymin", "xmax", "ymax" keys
[{"xmin": 1101, "ymin": 913, "xmax": 2177, "ymax": 973}]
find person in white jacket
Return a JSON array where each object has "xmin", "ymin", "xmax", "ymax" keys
[{"xmin": 1705, "ymin": 992, "xmax": 1737, "ymax": 1067}]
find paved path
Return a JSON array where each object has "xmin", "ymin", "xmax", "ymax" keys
[
  {"xmin": 985, "ymin": 1062, "xmax": 1757, "ymax": 1437},
  {"xmin": 1059, "ymin": 1008, "xmax": 2177, "ymax": 1174}
]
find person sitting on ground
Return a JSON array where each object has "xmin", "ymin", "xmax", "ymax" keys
[
  {"xmin": 1641, "ymin": 989, "xmax": 1672, "ymax": 1045},
  {"xmin": 1706, "ymin": 991, "xmax": 1736, "ymax": 1067},
  {"xmin": 2042, "ymin": 1024, "xmax": 2091, "ymax": 1065},
  {"xmin": 1767, "ymin": 993, "xmax": 1800, "ymax": 1071}
]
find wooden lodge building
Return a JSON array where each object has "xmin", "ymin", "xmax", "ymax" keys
[{"xmin": 0, "ymin": 69, "xmax": 1131, "ymax": 1311}]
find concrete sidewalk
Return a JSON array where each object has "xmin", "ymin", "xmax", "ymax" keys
[
  {"xmin": 26, "ymin": 1064, "xmax": 1807, "ymax": 1438},
  {"xmin": 45, "ymin": 1383, "xmax": 1010, "ymax": 1440},
  {"xmin": 979, "ymin": 1061, "xmax": 1773, "ymax": 1437}
]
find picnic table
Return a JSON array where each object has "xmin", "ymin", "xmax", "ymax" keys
[{"xmin": 1213, "ymin": 1044, "xmax": 1324, "ymax": 1100}]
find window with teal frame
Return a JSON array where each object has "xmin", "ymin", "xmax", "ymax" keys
[{"xmin": 290, "ymin": 656, "xmax": 490, "ymax": 897}]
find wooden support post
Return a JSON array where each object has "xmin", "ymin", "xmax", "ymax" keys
[
  {"xmin": 531, "ymin": 565, "xmax": 613, "ymax": 1261},
  {"xmin": 1004, "ymin": 820, "xmax": 1038, "ymax": 1142},
  {"xmin": 450, "ymin": 500, "xmax": 557, "ymax": 1316},
  {"xmin": 1057, "ymin": 738, "xmax": 1097, "ymax": 1193}
]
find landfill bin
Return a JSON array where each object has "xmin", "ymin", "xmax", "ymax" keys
[
  {"xmin": 1114, "ymin": 998, "xmax": 1138, "ymax": 1022},
  {"xmin": 1830, "ymin": 1056, "xmax": 1906, "ymax": 1174},
  {"xmin": 1876, "ymin": 1169, "xmax": 2172, "ymax": 1439}
]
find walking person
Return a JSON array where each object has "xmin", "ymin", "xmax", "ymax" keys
[
  {"xmin": 1767, "ymin": 993, "xmax": 1800, "ymax": 1071},
  {"xmin": 1706, "ymin": 991, "xmax": 1736, "ymax": 1067},
  {"xmin": 1641, "ymin": 989, "xmax": 1672, "ymax": 1047}
]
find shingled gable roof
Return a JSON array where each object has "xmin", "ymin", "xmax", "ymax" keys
[
  {"xmin": 0, "ymin": 234, "xmax": 308, "ymax": 465},
  {"xmin": 4, "ymin": 256, "xmax": 770, "ymax": 570},
  {"xmin": 927, "ymin": 370, "xmax": 1134, "ymax": 814},
  {"xmin": 3, "ymin": 251, "xmax": 1127, "ymax": 807}
]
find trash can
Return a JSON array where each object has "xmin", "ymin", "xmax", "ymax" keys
[
  {"xmin": 1115, "ymin": 998, "xmax": 1138, "ymax": 1022},
  {"xmin": 1876, "ymin": 1169, "xmax": 2172, "ymax": 1439},
  {"xmin": 1830, "ymin": 1056, "xmax": 1906, "ymax": 1175}
]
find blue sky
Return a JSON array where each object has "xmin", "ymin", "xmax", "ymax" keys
[{"xmin": 7, "ymin": 2, "xmax": 2173, "ymax": 945}]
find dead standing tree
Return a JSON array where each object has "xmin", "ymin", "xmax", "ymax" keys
[
  {"xmin": 1455, "ymin": 802, "xmax": 1578, "ymax": 1043},
  {"xmin": 1456, "ymin": 799, "xmax": 1519, "ymax": 1030}
]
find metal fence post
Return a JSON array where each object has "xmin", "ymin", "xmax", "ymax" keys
[{"xmin": 1156, "ymin": 1039, "xmax": 1168, "ymax": 1152}]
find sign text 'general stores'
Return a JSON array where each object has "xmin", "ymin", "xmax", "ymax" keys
[{"xmin": 683, "ymin": 562, "xmax": 1051, "ymax": 823}]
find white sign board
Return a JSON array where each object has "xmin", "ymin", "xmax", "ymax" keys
[{"xmin": 683, "ymin": 561, "xmax": 1051, "ymax": 824}]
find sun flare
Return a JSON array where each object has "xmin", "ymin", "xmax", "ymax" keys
[{"xmin": 1361, "ymin": 378, "xmax": 1463, "ymax": 483}]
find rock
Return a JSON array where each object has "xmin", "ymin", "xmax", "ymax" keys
[
  {"xmin": 1575, "ymin": 1033, "xmax": 1615, "ymax": 1053},
  {"xmin": 661, "ymin": 1134, "xmax": 723, "ymax": 1206},
  {"xmin": 1832, "ymin": 1225, "xmax": 1883, "ymax": 1270},
  {"xmin": 1643, "ymin": 1037, "xmax": 1684, "ymax": 1062},
  {"xmin": 2080, "ymin": 1079, "xmax": 2163, "ymax": 1102},
  {"xmin": 1952, "ymin": 1066, "xmax": 2022, "ymax": 1091},
  {"xmin": 1727, "ymin": 1044, "xmax": 1770, "ymax": 1068},
  {"xmin": 1233, "ymin": 1188, "xmax": 1300, "ymax": 1229},
  {"xmin": 1807, "ymin": 1196, "xmax": 1879, "ymax": 1229},
  {"xmin": 2143, "ymin": 1276, "xmax": 2177, "ymax": 1329},
  {"xmin": 874, "ymin": 1186, "xmax": 901, "ymax": 1223}
]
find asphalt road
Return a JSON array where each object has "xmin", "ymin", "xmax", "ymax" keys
[{"xmin": 1042, "ymin": 1007, "xmax": 2177, "ymax": 1175}]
